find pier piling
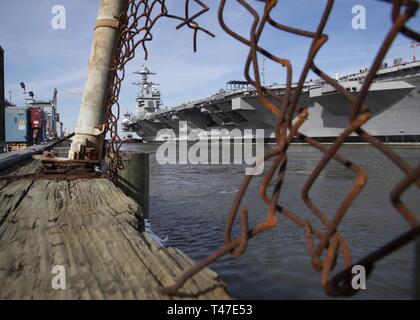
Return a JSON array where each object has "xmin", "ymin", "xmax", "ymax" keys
[{"xmin": 118, "ymin": 152, "xmax": 149, "ymax": 219}]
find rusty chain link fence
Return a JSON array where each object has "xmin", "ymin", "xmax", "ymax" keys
[
  {"xmin": 104, "ymin": 0, "xmax": 214, "ymax": 179},
  {"xmin": 104, "ymin": 0, "xmax": 420, "ymax": 297}
]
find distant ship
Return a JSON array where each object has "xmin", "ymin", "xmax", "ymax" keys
[{"xmin": 122, "ymin": 59, "xmax": 420, "ymax": 143}]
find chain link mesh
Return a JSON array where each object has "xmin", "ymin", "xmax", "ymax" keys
[
  {"xmin": 157, "ymin": 0, "xmax": 420, "ymax": 297},
  {"xmin": 103, "ymin": 0, "xmax": 419, "ymax": 297},
  {"xmin": 104, "ymin": 0, "xmax": 214, "ymax": 179}
]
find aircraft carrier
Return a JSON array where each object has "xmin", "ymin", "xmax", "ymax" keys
[{"xmin": 122, "ymin": 58, "xmax": 420, "ymax": 143}]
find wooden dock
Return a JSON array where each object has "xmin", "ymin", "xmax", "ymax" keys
[
  {"xmin": 0, "ymin": 141, "xmax": 65, "ymax": 172},
  {"xmin": 0, "ymin": 159, "xmax": 231, "ymax": 299}
]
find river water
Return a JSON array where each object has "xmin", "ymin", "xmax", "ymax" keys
[{"xmin": 123, "ymin": 143, "xmax": 419, "ymax": 299}]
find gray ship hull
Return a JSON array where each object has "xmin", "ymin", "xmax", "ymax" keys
[
  {"xmin": 124, "ymin": 61, "xmax": 420, "ymax": 143},
  {"xmin": 300, "ymin": 73, "xmax": 420, "ymax": 142}
]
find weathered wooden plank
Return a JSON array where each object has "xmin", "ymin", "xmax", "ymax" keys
[{"xmin": 0, "ymin": 162, "xmax": 230, "ymax": 299}]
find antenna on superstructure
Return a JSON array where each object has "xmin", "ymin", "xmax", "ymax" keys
[
  {"xmin": 410, "ymin": 40, "xmax": 419, "ymax": 62},
  {"xmin": 261, "ymin": 57, "xmax": 266, "ymax": 86},
  {"xmin": 133, "ymin": 65, "xmax": 157, "ymax": 86}
]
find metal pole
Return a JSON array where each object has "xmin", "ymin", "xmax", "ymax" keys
[{"xmin": 69, "ymin": 0, "xmax": 127, "ymax": 160}]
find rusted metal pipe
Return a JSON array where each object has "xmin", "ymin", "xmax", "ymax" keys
[{"xmin": 68, "ymin": 0, "xmax": 127, "ymax": 161}]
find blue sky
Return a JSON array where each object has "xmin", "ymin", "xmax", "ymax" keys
[{"xmin": 0, "ymin": 0, "xmax": 418, "ymax": 132}]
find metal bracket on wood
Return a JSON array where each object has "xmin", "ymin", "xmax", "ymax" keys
[{"xmin": 75, "ymin": 124, "xmax": 106, "ymax": 137}]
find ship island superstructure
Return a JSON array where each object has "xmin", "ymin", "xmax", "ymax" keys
[
  {"xmin": 122, "ymin": 59, "xmax": 420, "ymax": 143},
  {"xmin": 122, "ymin": 66, "xmax": 164, "ymax": 141}
]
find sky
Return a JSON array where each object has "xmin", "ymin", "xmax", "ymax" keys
[{"xmin": 0, "ymin": 0, "xmax": 418, "ymax": 133}]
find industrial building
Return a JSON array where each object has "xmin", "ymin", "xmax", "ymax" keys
[
  {"xmin": 0, "ymin": 46, "xmax": 62, "ymax": 152},
  {"xmin": 0, "ymin": 47, "xmax": 5, "ymax": 151}
]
